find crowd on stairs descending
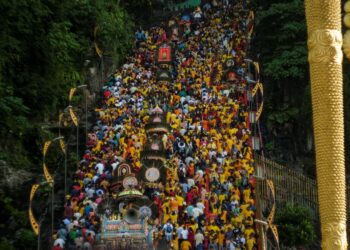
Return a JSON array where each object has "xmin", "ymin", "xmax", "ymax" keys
[{"xmin": 53, "ymin": 0, "xmax": 258, "ymax": 249}]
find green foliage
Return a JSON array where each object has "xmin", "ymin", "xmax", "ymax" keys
[
  {"xmin": 96, "ymin": 2, "xmax": 134, "ymax": 64},
  {"xmin": 0, "ymin": 0, "xmax": 136, "ymax": 248},
  {"xmin": 253, "ymin": 0, "xmax": 314, "ymax": 168},
  {"xmin": 275, "ymin": 203, "xmax": 316, "ymax": 247},
  {"xmin": 267, "ymin": 105, "xmax": 299, "ymax": 129},
  {"xmin": 0, "ymin": 238, "xmax": 15, "ymax": 250},
  {"xmin": 254, "ymin": 0, "xmax": 350, "ymax": 176}
]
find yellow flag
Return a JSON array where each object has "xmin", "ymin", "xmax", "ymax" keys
[
  {"xmin": 95, "ymin": 42, "xmax": 103, "ymax": 58},
  {"xmin": 94, "ymin": 26, "xmax": 103, "ymax": 58},
  {"xmin": 43, "ymin": 163, "xmax": 54, "ymax": 187},
  {"xmin": 266, "ymin": 179, "xmax": 275, "ymax": 198},
  {"xmin": 267, "ymin": 203, "xmax": 276, "ymax": 224},
  {"xmin": 30, "ymin": 184, "xmax": 39, "ymax": 202},
  {"xmin": 59, "ymin": 139, "xmax": 66, "ymax": 154},
  {"xmin": 29, "ymin": 206, "xmax": 40, "ymax": 235},
  {"xmin": 258, "ymin": 82, "xmax": 263, "ymax": 96},
  {"xmin": 59, "ymin": 112, "xmax": 64, "ymax": 126},
  {"xmin": 247, "ymin": 11, "xmax": 255, "ymax": 38},
  {"xmin": 252, "ymin": 82, "xmax": 263, "ymax": 97},
  {"xmin": 69, "ymin": 88, "xmax": 77, "ymax": 102},
  {"xmin": 43, "ymin": 141, "xmax": 52, "ymax": 157},
  {"xmin": 255, "ymin": 102, "xmax": 263, "ymax": 121},
  {"xmin": 252, "ymin": 83, "xmax": 259, "ymax": 97},
  {"xmin": 270, "ymin": 224, "xmax": 279, "ymax": 244},
  {"xmin": 69, "ymin": 107, "xmax": 79, "ymax": 126},
  {"xmin": 253, "ymin": 61, "xmax": 260, "ymax": 75}
]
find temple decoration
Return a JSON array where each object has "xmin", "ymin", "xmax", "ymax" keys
[{"xmin": 304, "ymin": 0, "xmax": 348, "ymax": 248}]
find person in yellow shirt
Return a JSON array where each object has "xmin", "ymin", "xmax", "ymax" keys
[
  {"xmin": 220, "ymin": 210, "xmax": 227, "ymax": 224},
  {"xmin": 244, "ymin": 225, "xmax": 255, "ymax": 240},
  {"xmin": 218, "ymin": 230, "xmax": 225, "ymax": 250},
  {"xmin": 242, "ymin": 206, "xmax": 254, "ymax": 219},
  {"xmin": 243, "ymin": 186, "xmax": 251, "ymax": 203},
  {"xmin": 231, "ymin": 213, "xmax": 244, "ymax": 227},
  {"xmin": 170, "ymin": 211, "xmax": 178, "ymax": 224},
  {"xmin": 246, "ymin": 233, "xmax": 256, "ymax": 250},
  {"xmin": 239, "ymin": 203, "xmax": 250, "ymax": 213},
  {"xmin": 208, "ymin": 230, "xmax": 219, "ymax": 250},
  {"xmin": 180, "ymin": 240, "xmax": 192, "ymax": 250}
]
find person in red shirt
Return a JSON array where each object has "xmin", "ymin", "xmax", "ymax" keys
[{"xmin": 52, "ymin": 244, "xmax": 63, "ymax": 250}]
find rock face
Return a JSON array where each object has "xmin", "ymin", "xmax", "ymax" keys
[{"xmin": 0, "ymin": 160, "xmax": 33, "ymax": 190}]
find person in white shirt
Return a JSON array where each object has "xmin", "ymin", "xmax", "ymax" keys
[
  {"xmin": 177, "ymin": 225, "xmax": 184, "ymax": 240},
  {"xmin": 192, "ymin": 207, "xmax": 203, "ymax": 221},
  {"xmin": 195, "ymin": 229, "xmax": 204, "ymax": 250},
  {"xmin": 181, "ymin": 227, "xmax": 189, "ymax": 240},
  {"xmin": 196, "ymin": 201, "xmax": 205, "ymax": 211},
  {"xmin": 53, "ymin": 238, "xmax": 65, "ymax": 248},
  {"xmin": 163, "ymin": 220, "xmax": 174, "ymax": 242}
]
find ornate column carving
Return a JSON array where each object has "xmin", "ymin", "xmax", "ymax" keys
[{"xmin": 304, "ymin": 0, "xmax": 347, "ymax": 249}]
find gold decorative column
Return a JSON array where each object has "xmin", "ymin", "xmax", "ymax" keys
[{"xmin": 304, "ymin": 0, "xmax": 347, "ymax": 249}]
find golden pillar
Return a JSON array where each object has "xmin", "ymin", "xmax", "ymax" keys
[{"xmin": 304, "ymin": 0, "xmax": 347, "ymax": 249}]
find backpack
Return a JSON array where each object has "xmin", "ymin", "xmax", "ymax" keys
[{"xmin": 166, "ymin": 224, "xmax": 172, "ymax": 233}]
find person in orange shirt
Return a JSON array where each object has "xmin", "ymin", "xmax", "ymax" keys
[
  {"xmin": 218, "ymin": 230, "xmax": 225, "ymax": 250},
  {"xmin": 202, "ymin": 119, "xmax": 209, "ymax": 131}
]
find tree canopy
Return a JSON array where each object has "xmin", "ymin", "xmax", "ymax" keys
[
  {"xmin": 0, "ymin": 0, "xmax": 136, "ymax": 247},
  {"xmin": 253, "ymin": 0, "xmax": 350, "ymax": 177}
]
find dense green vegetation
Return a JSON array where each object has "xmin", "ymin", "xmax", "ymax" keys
[
  {"xmin": 0, "ymin": 0, "xmax": 156, "ymax": 248},
  {"xmin": 252, "ymin": 0, "xmax": 350, "ymax": 177},
  {"xmin": 275, "ymin": 203, "xmax": 317, "ymax": 247}
]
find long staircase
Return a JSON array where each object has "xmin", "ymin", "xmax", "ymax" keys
[{"xmin": 50, "ymin": 1, "xmax": 269, "ymax": 250}]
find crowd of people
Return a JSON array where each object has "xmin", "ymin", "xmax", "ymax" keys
[{"xmin": 53, "ymin": 0, "xmax": 257, "ymax": 249}]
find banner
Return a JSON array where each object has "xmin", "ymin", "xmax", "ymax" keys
[
  {"xmin": 253, "ymin": 61, "xmax": 260, "ymax": 75},
  {"xmin": 267, "ymin": 203, "xmax": 276, "ymax": 224},
  {"xmin": 43, "ymin": 141, "xmax": 52, "ymax": 157},
  {"xmin": 94, "ymin": 26, "xmax": 103, "ymax": 58},
  {"xmin": 266, "ymin": 179, "xmax": 275, "ymax": 198},
  {"xmin": 43, "ymin": 163, "xmax": 54, "ymax": 187},
  {"xmin": 59, "ymin": 112, "xmax": 64, "ymax": 126},
  {"xmin": 29, "ymin": 184, "xmax": 40, "ymax": 236},
  {"xmin": 29, "ymin": 206, "xmax": 40, "ymax": 236},
  {"xmin": 255, "ymin": 102, "xmax": 263, "ymax": 121},
  {"xmin": 69, "ymin": 88, "xmax": 77, "ymax": 102},
  {"xmin": 95, "ymin": 42, "xmax": 103, "ymax": 58},
  {"xmin": 266, "ymin": 179, "xmax": 279, "ymax": 245},
  {"xmin": 270, "ymin": 224, "xmax": 279, "ymax": 245},
  {"xmin": 30, "ymin": 184, "xmax": 39, "ymax": 203},
  {"xmin": 59, "ymin": 139, "xmax": 66, "ymax": 154},
  {"xmin": 252, "ymin": 82, "xmax": 263, "ymax": 97},
  {"xmin": 69, "ymin": 107, "xmax": 79, "ymax": 126},
  {"xmin": 254, "ymin": 62, "xmax": 261, "ymax": 83},
  {"xmin": 247, "ymin": 11, "xmax": 255, "ymax": 38}
]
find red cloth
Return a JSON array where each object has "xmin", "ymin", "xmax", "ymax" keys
[
  {"xmin": 52, "ymin": 246, "xmax": 63, "ymax": 250},
  {"xmin": 186, "ymin": 192, "xmax": 194, "ymax": 205},
  {"xmin": 188, "ymin": 230, "xmax": 195, "ymax": 249}
]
